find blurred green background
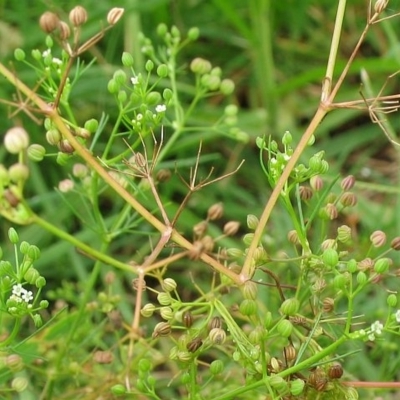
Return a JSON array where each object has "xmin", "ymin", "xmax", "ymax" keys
[{"xmin": 1, "ymin": 0, "xmax": 400, "ymax": 396}]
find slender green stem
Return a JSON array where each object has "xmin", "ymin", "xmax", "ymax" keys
[
  {"xmin": 321, "ymin": 0, "xmax": 347, "ymax": 101},
  {"xmin": 30, "ymin": 213, "xmax": 134, "ymax": 273}
]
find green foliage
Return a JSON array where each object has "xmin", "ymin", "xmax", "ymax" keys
[{"xmin": 1, "ymin": 1, "xmax": 400, "ymax": 399}]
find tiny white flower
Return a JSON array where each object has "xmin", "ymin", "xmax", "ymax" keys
[
  {"xmin": 371, "ymin": 321, "xmax": 383, "ymax": 335},
  {"xmin": 368, "ymin": 333, "xmax": 375, "ymax": 341},
  {"xmin": 130, "ymin": 76, "xmax": 139, "ymax": 85},
  {"xmin": 12, "ymin": 284, "xmax": 25, "ymax": 297},
  {"xmin": 155, "ymin": 104, "xmax": 166, "ymax": 113},
  {"xmin": 395, "ymin": 310, "xmax": 400, "ymax": 323},
  {"xmin": 42, "ymin": 49, "xmax": 51, "ymax": 57},
  {"xmin": 136, "ymin": 113, "xmax": 143, "ymax": 121},
  {"xmin": 9, "ymin": 294, "xmax": 22, "ymax": 303},
  {"xmin": 52, "ymin": 57, "xmax": 62, "ymax": 65},
  {"xmin": 270, "ymin": 158, "xmax": 277, "ymax": 165},
  {"xmin": 21, "ymin": 290, "xmax": 33, "ymax": 303},
  {"xmin": 283, "ymin": 154, "xmax": 291, "ymax": 161}
]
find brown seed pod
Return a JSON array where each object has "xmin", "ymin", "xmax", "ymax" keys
[
  {"xmin": 183, "ymin": 311, "xmax": 193, "ymax": 328},
  {"xmin": 107, "ymin": 7, "xmax": 125, "ymax": 25},
  {"xmin": 208, "ymin": 316, "xmax": 222, "ymax": 331},
  {"xmin": 39, "ymin": 12, "xmax": 59, "ymax": 33},
  {"xmin": 328, "ymin": 362, "xmax": 343, "ymax": 379},
  {"xmin": 69, "ymin": 6, "xmax": 88, "ymax": 27},
  {"xmin": 186, "ymin": 337, "xmax": 203, "ymax": 353},
  {"xmin": 283, "ymin": 345, "xmax": 297, "ymax": 363}
]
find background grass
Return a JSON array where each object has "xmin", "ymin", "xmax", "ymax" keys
[{"xmin": 1, "ymin": 0, "xmax": 400, "ymax": 398}]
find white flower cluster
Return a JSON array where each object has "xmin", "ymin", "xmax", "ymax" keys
[{"xmin": 10, "ymin": 283, "xmax": 33, "ymax": 305}]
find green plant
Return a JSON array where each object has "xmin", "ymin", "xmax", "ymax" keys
[{"xmin": 0, "ymin": 1, "xmax": 400, "ymax": 399}]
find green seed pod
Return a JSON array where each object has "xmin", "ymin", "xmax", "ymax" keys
[
  {"xmin": 145, "ymin": 59, "xmax": 154, "ymax": 72},
  {"xmin": 190, "ymin": 57, "xmax": 212, "ymax": 74},
  {"xmin": 157, "ymin": 64, "xmax": 169, "ymax": 78},
  {"xmin": 31, "ymin": 49, "xmax": 42, "ymax": 61},
  {"xmin": 146, "ymin": 91, "xmax": 162, "ymax": 106},
  {"xmin": 201, "ymin": 74, "xmax": 220, "ymax": 90},
  {"xmin": 46, "ymin": 128, "xmax": 61, "ymax": 145},
  {"xmin": 162, "ymin": 278, "xmax": 177, "ymax": 292},
  {"xmin": 187, "ymin": 27, "xmax": 200, "ymax": 41},
  {"xmin": 84, "ymin": 118, "xmax": 99, "ymax": 133},
  {"xmin": 11, "ymin": 377, "xmax": 28, "ymax": 393},
  {"xmin": 180, "ymin": 371, "xmax": 191, "ymax": 384},
  {"xmin": 138, "ymin": 358, "xmax": 152, "ymax": 372},
  {"xmin": 280, "ymin": 298, "xmax": 300, "ymax": 316},
  {"xmin": 290, "ymin": 378, "xmax": 305, "ymax": 396},
  {"xmin": 282, "ymin": 131, "xmax": 293, "ymax": 145},
  {"xmin": 32, "ymin": 314, "xmax": 43, "ymax": 328},
  {"xmin": 333, "ymin": 273, "xmax": 347, "ymax": 290},
  {"xmin": 242, "ymin": 280, "xmax": 258, "ymax": 300},
  {"xmin": 243, "ymin": 233, "xmax": 254, "ymax": 246},
  {"xmin": 160, "ymin": 307, "xmax": 174, "ymax": 320},
  {"xmin": 140, "ymin": 303, "xmax": 156, "ymax": 318},
  {"xmin": 107, "ymin": 79, "xmax": 120, "ymax": 94},
  {"xmin": 248, "ymin": 326, "xmax": 264, "ymax": 344},
  {"xmin": 276, "ymin": 319, "xmax": 293, "ymax": 337},
  {"xmin": 39, "ymin": 300, "xmax": 49, "ymax": 309},
  {"xmin": 163, "ymin": 88, "xmax": 173, "ymax": 102},
  {"xmin": 374, "ymin": 258, "xmax": 391, "ymax": 274},
  {"xmin": 269, "ymin": 375, "xmax": 287, "ymax": 391},
  {"xmin": 220, "ymin": 79, "xmax": 235, "ymax": 95},
  {"xmin": 121, "ymin": 51, "xmax": 134, "ymax": 67},
  {"xmin": 157, "ymin": 23, "xmax": 168, "ymax": 36},
  {"xmin": 14, "ymin": 48, "xmax": 25, "ymax": 61},
  {"xmin": 4, "ymin": 127, "xmax": 29, "ymax": 154},
  {"xmin": 27, "ymin": 144, "xmax": 46, "ymax": 162},
  {"xmin": 322, "ymin": 248, "xmax": 339, "ymax": 268},
  {"xmin": 8, "ymin": 228, "xmax": 19, "ymax": 244},
  {"xmin": 209, "ymin": 327, "xmax": 226, "ymax": 344},
  {"xmin": 118, "ymin": 90, "xmax": 127, "ymax": 103},
  {"xmin": 157, "ymin": 292, "xmax": 171, "ymax": 305},
  {"xmin": 247, "ymin": 214, "xmax": 260, "ymax": 231},
  {"xmin": 226, "ymin": 248, "xmax": 243, "ymax": 258},
  {"xmin": 113, "ymin": 69, "xmax": 127, "ymax": 85},
  {"xmin": 387, "ymin": 293, "xmax": 397, "ymax": 307},
  {"xmin": 210, "ymin": 359, "xmax": 224, "ymax": 375},
  {"xmin": 239, "ymin": 299, "xmax": 257, "ymax": 316},
  {"xmin": 337, "ymin": 225, "xmax": 352, "ymax": 243},
  {"xmin": 35, "ymin": 276, "xmax": 46, "ymax": 288},
  {"xmin": 264, "ymin": 311, "xmax": 273, "ymax": 329},
  {"xmin": 111, "ymin": 384, "xmax": 127, "ymax": 395},
  {"xmin": 356, "ymin": 271, "xmax": 367, "ymax": 286}
]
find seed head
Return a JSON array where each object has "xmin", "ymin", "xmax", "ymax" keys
[
  {"xmin": 341, "ymin": 175, "xmax": 355, "ymax": 191},
  {"xmin": 322, "ymin": 297, "xmax": 335, "ymax": 313},
  {"xmin": 223, "ymin": 221, "xmax": 240, "ymax": 236},
  {"xmin": 39, "ymin": 12, "xmax": 59, "ymax": 33},
  {"xmin": 374, "ymin": 0, "xmax": 389, "ymax": 14},
  {"xmin": 299, "ymin": 185, "xmax": 313, "ymax": 201},
  {"xmin": 391, "ymin": 237, "xmax": 400, "ymax": 250},
  {"xmin": 207, "ymin": 202, "xmax": 224, "ymax": 220},
  {"xmin": 283, "ymin": 345, "xmax": 297, "ymax": 363},
  {"xmin": 4, "ymin": 127, "xmax": 29, "ymax": 154},
  {"xmin": 209, "ymin": 327, "xmax": 226, "ymax": 344},
  {"xmin": 370, "ymin": 230, "xmax": 386, "ymax": 247},
  {"xmin": 340, "ymin": 192, "xmax": 357, "ymax": 207},
  {"xmin": 193, "ymin": 220, "xmax": 208, "ymax": 237},
  {"xmin": 107, "ymin": 7, "xmax": 125, "ymax": 25},
  {"xmin": 328, "ymin": 362, "xmax": 343, "ymax": 379},
  {"xmin": 310, "ymin": 175, "xmax": 324, "ymax": 191},
  {"xmin": 69, "ymin": 6, "xmax": 88, "ymax": 27},
  {"xmin": 58, "ymin": 21, "xmax": 71, "ymax": 40},
  {"xmin": 152, "ymin": 322, "xmax": 171, "ymax": 338}
]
